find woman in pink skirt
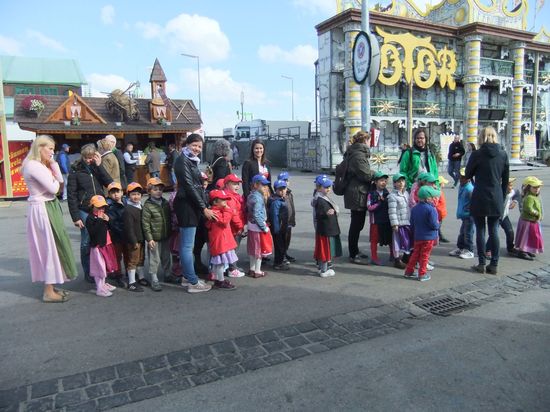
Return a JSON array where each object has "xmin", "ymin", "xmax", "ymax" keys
[
  {"xmin": 515, "ymin": 176, "xmax": 544, "ymax": 260},
  {"xmin": 22, "ymin": 135, "xmax": 78, "ymax": 302}
]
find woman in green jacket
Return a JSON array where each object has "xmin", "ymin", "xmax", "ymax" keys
[{"xmin": 399, "ymin": 129, "xmax": 439, "ymax": 191}]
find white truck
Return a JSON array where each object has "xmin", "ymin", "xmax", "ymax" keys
[{"xmin": 233, "ymin": 119, "xmax": 311, "ymax": 141}]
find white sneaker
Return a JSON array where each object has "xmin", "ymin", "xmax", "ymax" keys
[
  {"xmin": 180, "ymin": 278, "xmax": 190, "ymax": 288},
  {"xmin": 228, "ymin": 269, "xmax": 245, "ymax": 278},
  {"xmin": 459, "ymin": 250, "xmax": 475, "ymax": 259},
  {"xmin": 448, "ymin": 248, "xmax": 461, "ymax": 257},
  {"xmin": 426, "ymin": 263, "xmax": 434, "ymax": 271},
  {"xmin": 319, "ymin": 269, "xmax": 335, "ymax": 278},
  {"xmin": 187, "ymin": 280, "xmax": 212, "ymax": 293}
]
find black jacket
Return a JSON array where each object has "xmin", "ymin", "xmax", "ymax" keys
[
  {"xmin": 464, "ymin": 143, "xmax": 509, "ymax": 217},
  {"xmin": 123, "ymin": 204, "xmax": 144, "ymax": 245},
  {"xmin": 286, "ymin": 189, "xmax": 296, "ymax": 227},
  {"xmin": 207, "ymin": 155, "xmax": 232, "ymax": 190},
  {"xmin": 315, "ymin": 197, "xmax": 341, "ymax": 237},
  {"xmin": 67, "ymin": 160, "xmax": 113, "ymax": 221},
  {"xmin": 85, "ymin": 214, "xmax": 109, "ymax": 247},
  {"xmin": 106, "ymin": 199, "xmax": 125, "ymax": 243},
  {"xmin": 447, "ymin": 141, "xmax": 465, "ymax": 161},
  {"xmin": 173, "ymin": 154, "xmax": 207, "ymax": 227},
  {"xmin": 343, "ymin": 143, "xmax": 374, "ymax": 211},
  {"xmin": 241, "ymin": 159, "xmax": 272, "ymax": 198}
]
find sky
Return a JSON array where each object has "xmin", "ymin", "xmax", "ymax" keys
[{"xmin": 1, "ymin": 0, "xmax": 549, "ymax": 136}]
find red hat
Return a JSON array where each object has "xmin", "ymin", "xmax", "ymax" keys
[
  {"xmin": 215, "ymin": 178, "xmax": 225, "ymax": 189},
  {"xmin": 209, "ymin": 189, "xmax": 231, "ymax": 202},
  {"xmin": 224, "ymin": 174, "xmax": 242, "ymax": 184}
]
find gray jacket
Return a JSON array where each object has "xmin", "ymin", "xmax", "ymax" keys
[{"xmin": 388, "ymin": 189, "xmax": 410, "ymax": 227}]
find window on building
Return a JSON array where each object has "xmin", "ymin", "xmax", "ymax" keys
[
  {"xmin": 15, "ymin": 86, "xmax": 36, "ymax": 95},
  {"xmin": 39, "ymin": 87, "xmax": 58, "ymax": 96}
]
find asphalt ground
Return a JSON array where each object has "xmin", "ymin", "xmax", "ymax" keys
[{"xmin": 0, "ymin": 165, "xmax": 548, "ymax": 392}]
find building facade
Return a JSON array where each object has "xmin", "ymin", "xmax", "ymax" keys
[{"xmin": 316, "ymin": 0, "xmax": 550, "ymax": 169}]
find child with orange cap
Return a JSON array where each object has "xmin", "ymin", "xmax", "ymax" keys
[
  {"xmin": 123, "ymin": 182, "xmax": 148, "ymax": 292},
  {"xmin": 86, "ymin": 195, "xmax": 119, "ymax": 297},
  {"xmin": 106, "ymin": 181, "xmax": 126, "ymax": 287}
]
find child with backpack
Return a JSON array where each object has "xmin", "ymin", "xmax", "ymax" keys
[
  {"xmin": 367, "ymin": 171, "xmax": 393, "ymax": 265},
  {"xmin": 449, "ymin": 168, "xmax": 475, "ymax": 259},
  {"xmin": 312, "ymin": 175, "xmax": 341, "ymax": 277}
]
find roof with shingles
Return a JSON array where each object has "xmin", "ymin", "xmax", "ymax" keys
[
  {"xmin": 14, "ymin": 95, "xmax": 201, "ymax": 134},
  {"xmin": 1, "ymin": 55, "xmax": 87, "ymax": 86},
  {"xmin": 149, "ymin": 58, "xmax": 167, "ymax": 82}
]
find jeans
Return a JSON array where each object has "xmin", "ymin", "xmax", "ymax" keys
[
  {"xmin": 79, "ymin": 210, "xmax": 90, "ymax": 276},
  {"xmin": 447, "ymin": 160, "xmax": 461, "ymax": 186},
  {"xmin": 170, "ymin": 170, "xmax": 177, "ymax": 186},
  {"xmin": 62, "ymin": 174, "xmax": 68, "ymax": 200},
  {"xmin": 273, "ymin": 230, "xmax": 288, "ymax": 265},
  {"xmin": 474, "ymin": 215, "xmax": 500, "ymax": 266},
  {"xmin": 457, "ymin": 217, "xmax": 474, "ymax": 252},
  {"xmin": 179, "ymin": 226, "xmax": 198, "ymax": 285},
  {"xmin": 485, "ymin": 216, "xmax": 514, "ymax": 252},
  {"xmin": 348, "ymin": 210, "xmax": 367, "ymax": 258}
]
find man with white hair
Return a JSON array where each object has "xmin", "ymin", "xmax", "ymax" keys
[{"xmin": 99, "ymin": 135, "xmax": 120, "ymax": 183}]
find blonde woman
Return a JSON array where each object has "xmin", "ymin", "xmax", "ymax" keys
[
  {"xmin": 22, "ymin": 135, "xmax": 78, "ymax": 302},
  {"xmin": 464, "ymin": 126, "xmax": 509, "ymax": 275}
]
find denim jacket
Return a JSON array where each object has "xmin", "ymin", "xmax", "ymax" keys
[{"xmin": 247, "ymin": 189, "xmax": 268, "ymax": 232}]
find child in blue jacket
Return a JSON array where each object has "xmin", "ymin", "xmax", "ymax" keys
[
  {"xmin": 268, "ymin": 180, "xmax": 290, "ymax": 270},
  {"xmin": 449, "ymin": 168, "xmax": 475, "ymax": 259},
  {"xmin": 404, "ymin": 186, "xmax": 440, "ymax": 282}
]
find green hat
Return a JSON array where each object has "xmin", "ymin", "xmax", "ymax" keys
[
  {"xmin": 392, "ymin": 172, "xmax": 406, "ymax": 182},
  {"xmin": 373, "ymin": 171, "xmax": 389, "ymax": 180},
  {"xmin": 418, "ymin": 172, "xmax": 436, "ymax": 183},
  {"xmin": 418, "ymin": 186, "xmax": 440, "ymax": 200}
]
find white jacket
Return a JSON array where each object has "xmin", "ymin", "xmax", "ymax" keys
[{"xmin": 388, "ymin": 189, "xmax": 410, "ymax": 227}]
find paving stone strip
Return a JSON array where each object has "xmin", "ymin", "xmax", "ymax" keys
[{"xmin": 2, "ymin": 265, "xmax": 549, "ymax": 412}]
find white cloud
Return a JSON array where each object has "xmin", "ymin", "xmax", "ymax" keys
[
  {"xmin": 258, "ymin": 44, "xmax": 318, "ymax": 67},
  {"xmin": 0, "ymin": 35, "xmax": 22, "ymax": 55},
  {"xmin": 26, "ymin": 30, "xmax": 67, "ymax": 52},
  {"xmin": 136, "ymin": 14, "xmax": 230, "ymax": 62},
  {"xmin": 101, "ymin": 5, "xmax": 115, "ymax": 25},
  {"xmin": 292, "ymin": 0, "xmax": 335, "ymax": 15},
  {"xmin": 87, "ymin": 73, "xmax": 133, "ymax": 96},
  {"xmin": 180, "ymin": 67, "xmax": 267, "ymax": 105}
]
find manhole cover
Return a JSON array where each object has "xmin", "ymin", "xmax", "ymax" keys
[{"xmin": 414, "ymin": 295, "xmax": 470, "ymax": 316}]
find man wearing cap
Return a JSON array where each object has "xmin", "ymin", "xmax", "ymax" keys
[{"xmin": 57, "ymin": 143, "xmax": 71, "ymax": 201}]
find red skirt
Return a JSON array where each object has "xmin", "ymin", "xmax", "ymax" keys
[
  {"xmin": 260, "ymin": 230, "xmax": 273, "ymax": 255},
  {"xmin": 314, "ymin": 234, "xmax": 331, "ymax": 261}
]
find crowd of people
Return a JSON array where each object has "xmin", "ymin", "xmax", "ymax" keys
[{"xmin": 21, "ymin": 128, "xmax": 544, "ymax": 302}]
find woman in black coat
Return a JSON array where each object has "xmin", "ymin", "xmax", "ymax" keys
[
  {"xmin": 464, "ymin": 126, "xmax": 509, "ymax": 275},
  {"xmin": 173, "ymin": 134, "xmax": 216, "ymax": 292},
  {"xmin": 241, "ymin": 139, "xmax": 272, "ymax": 198}
]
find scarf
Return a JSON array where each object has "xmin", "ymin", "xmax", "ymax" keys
[
  {"xmin": 183, "ymin": 147, "xmax": 200, "ymax": 163},
  {"xmin": 413, "ymin": 144, "xmax": 431, "ymax": 173}
]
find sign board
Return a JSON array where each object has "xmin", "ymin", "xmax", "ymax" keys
[
  {"xmin": 0, "ymin": 139, "xmax": 31, "ymax": 198},
  {"xmin": 369, "ymin": 33, "xmax": 381, "ymax": 86},
  {"xmin": 439, "ymin": 133, "xmax": 455, "ymax": 163},
  {"xmin": 352, "ymin": 31, "xmax": 371, "ymax": 84},
  {"xmin": 523, "ymin": 134, "xmax": 536, "ymax": 158}
]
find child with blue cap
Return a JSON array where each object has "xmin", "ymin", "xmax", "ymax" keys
[
  {"xmin": 246, "ymin": 174, "xmax": 272, "ymax": 278},
  {"xmin": 269, "ymin": 179, "xmax": 290, "ymax": 270},
  {"xmin": 311, "ymin": 175, "xmax": 341, "ymax": 277},
  {"xmin": 278, "ymin": 171, "xmax": 296, "ymax": 262}
]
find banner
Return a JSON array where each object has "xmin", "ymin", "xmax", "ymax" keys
[
  {"xmin": 523, "ymin": 134, "xmax": 537, "ymax": 158},
  {"xmin": 8, "ymin": 141, "xmax": 31, "ymax": 197}
]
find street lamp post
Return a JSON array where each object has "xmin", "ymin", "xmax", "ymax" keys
[
  {"xmin": 181, "ymin": 53, "xmax": 201, "ymax": 115},
  {"xmin": 281, "ymin": 75, "xmax": 294, "ymax": 120}
]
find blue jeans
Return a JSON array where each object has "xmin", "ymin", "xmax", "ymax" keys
[
  {"xmin": 474, "ymin": 216, "xmax": 500, "ymax": 266},
  {"xmin": 79, "ymin": 210, "xmax": 90, "ymax": 276},
  {"xmin": 179, "ymin": 226, "xmax": 198, "ymax": 285},
  {"xmin": 457, "ymin": 217, "xmax": 474, "ymax": 252},
  {"xmin": 447, "ymin": 160, "xmax": 461, "ymax": 186}
]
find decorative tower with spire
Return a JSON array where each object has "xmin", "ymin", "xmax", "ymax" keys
[{"xmin": 149, "ymin": 58, "xmax": 172, "ymax": 123}]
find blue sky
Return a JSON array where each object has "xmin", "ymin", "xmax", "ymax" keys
[{"xmin": 1, "ymin": 0, "xmax": 548, "ymax": 135}]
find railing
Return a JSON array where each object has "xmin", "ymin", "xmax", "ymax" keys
[
  {"xmin": 370, "ymin": 98, "xmax": 464, "ymax": 119},
  {"xmin": 479, "ymin": 57, "xmax": 514, "ymax": 77}
]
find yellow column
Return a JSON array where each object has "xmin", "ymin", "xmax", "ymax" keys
[
  {"xmin": 510, "ymin": 41, "xmax": 525, "ymax": 163},
  {"xmin": 463, "ymin": 35, "xmax": 482, "ymax": 145},
  {"xmin": 343, "ymin": 22, "xmax": 362, "ymax": 142}
]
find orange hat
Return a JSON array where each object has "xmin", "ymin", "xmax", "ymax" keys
[
  {"xmin": 107, "ymin": 182, "xmax": 122, "ymax": 192},
  {"xmin": 147, "ymin": 177, "xmax": 164, "ymax": 187},
  {"xmin": 224, "ymin": 174, "xmax": 242, "ymax": 184},
  {"xmin": 90, "ymin": 195, "xmax": 108, "ymax": 208},
  {"xmin": 127, "ymin": 182, "xmax": 143, "ymax": 193},
  {"xmin": 215, "ymin": 178, "xmax": 225, "ymax": 189},
  {"xmin": 209, "ymin": 189, "xmax": 231, "ymax": 202}
]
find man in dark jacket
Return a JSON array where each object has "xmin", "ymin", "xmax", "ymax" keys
[
  {"xmin": 67, "ymin": 144, "xmax": 113, "ymax": 282},
  {"xmin": 57, "ymin": 144, "xmax": 70, "ymax": 201},
  {"xmin": 447, "ymin": 134, "xmax": 465, "ymax": 188},
  {"xmin": 464, "ymin": 126, "xmax": 509, "ymax": 275},
  {"xmin": 343, "ymin": 131, "xmax": 375, "ymax": 264}
]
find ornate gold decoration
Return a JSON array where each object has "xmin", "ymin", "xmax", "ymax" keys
[
  {"xmin": 373, "ymin": 100, "xmax": 398, "ymax": 114},
  {"xmin": 541, "ymin": 73, "xmax": 550, "ymax": 85},
  {"xmin": 370, "ymin": 153, "xmax": 389, "ymax": 166},
  {"xmin": 423, "ymin": 103, "xmax": 440, "ymax": 115},
  {"xmin": 376, "ymin": 27, "xmax": 457, "ymax": 90}
]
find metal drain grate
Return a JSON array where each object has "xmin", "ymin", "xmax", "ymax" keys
[{"xmin": 414, "ymin": 295, "xmax": 470, "ymax": 316}]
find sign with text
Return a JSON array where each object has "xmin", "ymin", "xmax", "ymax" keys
[
  {"xmin": 352, "ymin": 31, "xmax": 371, "ymax": 84},
  {"xmin": 523, "ymin": 134, "xmax": 536, "ymax": 158}
]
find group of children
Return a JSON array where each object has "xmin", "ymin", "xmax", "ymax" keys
[{"xmin": 84, "ymin": 166, "xmax": 545, "ymax": 296}]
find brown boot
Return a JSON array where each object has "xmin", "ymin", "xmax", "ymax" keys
[{"xmin": 393, "ymin": 258, "xmax": 406, "ymax": 269}]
